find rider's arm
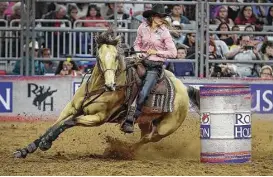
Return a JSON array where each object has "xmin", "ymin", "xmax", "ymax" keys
[
  {"xmin": 133, "ymin": 23, "xmax": 143, "ymax": 52},
  {"xmin": 156, "ymin": 30, "xmax": 177, "ymax": 59}
]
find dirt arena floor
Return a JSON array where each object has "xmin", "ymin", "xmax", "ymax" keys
[{"xmin": 1, "ymin": 114, "xmax": 273, "ymax": 176}]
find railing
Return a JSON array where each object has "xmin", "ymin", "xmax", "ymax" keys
[{"xmin": 0, "ymin": 0, "xmax": 272, "ymax": 77}]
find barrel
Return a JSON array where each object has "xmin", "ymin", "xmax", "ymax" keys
[{"xmin": 199, "ymin": 85, "xmax": 251, "ymax": 163}]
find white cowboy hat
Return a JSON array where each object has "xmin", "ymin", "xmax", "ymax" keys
[{"xmin": 24, "ymin": 41, "xmax": 39, "ymax": 50}]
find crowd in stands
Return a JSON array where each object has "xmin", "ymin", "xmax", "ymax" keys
[{"xmin": 0, "ymin": 0, "xmax": 272, "ymax": 79}]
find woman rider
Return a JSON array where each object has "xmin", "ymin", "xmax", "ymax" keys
[{"xmin": 121, "ymin": 4, "xmax": 178, "ymax": 133}]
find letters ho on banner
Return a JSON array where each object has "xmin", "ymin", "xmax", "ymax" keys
[{"xmin": 234, "ymin": 113, "xmax": 251, "ymax": 139}]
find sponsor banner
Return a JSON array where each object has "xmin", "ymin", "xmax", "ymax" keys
[
  {"xmin": 234, "ymin": 113, "xmax": 251, "ymax": 139},
  {"xmin": 200, "ymin": 113, "xmax": 210, "ymax": 139},
  {"xmin": 73, "ymin": 82, "xmax": 81, "ymax": 95},
  {"xmin": 0, "ymin": 82, "xmax": 13, "ymax": 113},
  {"xmin": 0, "ymin": 78, "xmax": 71, "ymax": 120},
  {"xmin": 186, "ymin": 83, "xmax": 273, "ymax": 114}
]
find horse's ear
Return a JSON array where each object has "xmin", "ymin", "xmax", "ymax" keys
[{"xmin": 114, "ymin": 35, "xmax": 122, "ymax": 45}]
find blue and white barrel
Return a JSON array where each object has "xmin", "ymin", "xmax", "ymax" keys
[{"xmin": 200, "ymin": 85, "xmax": 251, "ymax": 163}]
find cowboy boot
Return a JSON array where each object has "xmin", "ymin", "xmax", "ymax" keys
[{"xmin": 121, "ymin": 71, "xmax": 158, "ymax": 133}]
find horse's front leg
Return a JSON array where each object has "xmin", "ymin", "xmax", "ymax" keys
[{"xmin": 14, "ymin": 101, "xmax": 78, "ymax": 158}]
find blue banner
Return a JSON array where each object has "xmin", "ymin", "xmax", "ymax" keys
[
  {"xmin": 187, "ymin": 83, "xmax": 273, "ymax": 114},
  {"xmin": 251, "ymin": 84, "xmax": 273, "ymax": 114},
  {"xmin": 0, "ymin": 82, "xmax": 13, "ymax": 113}
]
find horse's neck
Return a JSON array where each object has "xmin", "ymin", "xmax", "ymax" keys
[{"xmin": 88, "ymin": 64, "xmax": 127, "ymax": 91}]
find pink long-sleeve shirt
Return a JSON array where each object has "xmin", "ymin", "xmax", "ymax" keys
[{"xmin": 134, "ymin": 22, "xmax": 177, "ymax": 62}]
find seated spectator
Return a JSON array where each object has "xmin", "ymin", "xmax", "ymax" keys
[
  {"xmin": 234, "ymin": 6, "xmax": 257, "ymax": 25},
  {"xmin": 134, "ymin": 3, "xmax": 152, "ymax": 22},
  {"xmin": 227, "ymin": 0, "xmax": 241, "ymax": 21},
  {"xmin": 260, "ymin": 65, "xmax": 273, "ymax": 79},
  {"xmin": 231, "ymin": 25, "xmax": 240, "ymax": 47},
  {"xmin": 67, "ymin": 4, "xmax": 79, "ymax": 27},
  {"xmin": 67, "ymin": 3, "xmax": 89, "ymax": 19},
  {"xmin": 109, "ymin": 3, "xmax": 129, "ymax": 28},
  {"xmin": 13, "ymin": 41, "xmax": 45, "ymax": 75},
  {"xmin": 208, "ymin": 29, "xmax": 230, "ymax": 58},
  {"xmin": 213, "ymin": 6, "xmax": 234, "ymax": 26},
  {"xmin": 4, "ymin": 2, "xmax": 15, "ymax": 17},
  {"xmin": 123, "ymin": 0, "xmax": 144, "ymax": 17},
  {"xmin": 83, "ymin": 4, "xmax": 108, "ymax": 28},
  {"xmin": 9, "ymin": 2, "xmax": 22, "ymax": 25},
  {"xmin": 226, "ymin": 35, "xmax": 261, "ymax": 77},
  {"xmin": 183, "ymin": 33, "xmax": 196, "ymax": 58},
  {"xmin": 42, "ymin": 48, "xmax": 57, "ymax": 75},
  {"xmin": 258, "ymin": 40, "xmax": 273, "ymax": 66},
  {"xmin": 42, "ymin": 5, "xmax": 69, "ymax": 57},
  {"xmin": 100, "ymin": 3, "xmax": 114, "ymax": 20},
  {"xmin": 169, "ymin": 4, "xmax": 190, "ymax": 24},
  {"xmin": 170, "ymin": 21, "xmax": 185, "ymax": 45},
  {"xmin": 166, "ymin": 44, "xmax": 194, "ymax": 77},
  {"xmin": 265, "ymin": 6, "xmax": 273, "ymax": 25},
  {"xmin": 0, "ymin": 2, "xmax": 8, "ymax": 22},
  {"xmin": 55, "ymin": 59, "xmax": 81, "ymax": 76},
  {"xmin": 215, "ymin": 22, "xmax": 234, "ymax": 46}
]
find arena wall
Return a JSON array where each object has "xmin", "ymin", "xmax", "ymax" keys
[{"xmin": 0, "ymin": 76, "xmax": 272, "ymax": 121}]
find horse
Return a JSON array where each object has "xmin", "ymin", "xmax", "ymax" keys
[{"xmin": 13, "ymin": 29, "xmax": 194, "ymax": 159}]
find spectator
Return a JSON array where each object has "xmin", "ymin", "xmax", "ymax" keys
[
  {"xmin": 213, "ymin": 6, "xmax": 234, "ymax": 26},
  {"xmin": 183, "ymin": 33, "xmax": 196, "ymax": 58},
  {"xmin": 123, "ymin": 0, "xmax": 144, "ymax": 17},
  {"xmin": 13, "ymin": 41, "xmax": 45, "ymax": 75},
  {"xmin": 55, "ymin": 59, "xmax": 81, "ymax": 76},
  {"xmin": 258, "ymin": 40, "xmax": 273, "ymax": 67},
  {"xmin": 83, "ymin": 4, "xmax": 108, "ymax": 28},
  {"xmin": 169, "ymin": 4, "xmax": 190, "ymax": 24},
  {"xmin": 260, "ymin": 65, "xmax": 273, "ymax": 79},
  {"xmin": 215, "ymin": 22, "xmax": 234, "ymax": 46},
  {"xmin": 0, "ymin": 2, "xmax": 8, "ymax": 57},
  {"xmin": 170, "ymin": 21, "xmax": 185, "ymax": 45},
  {"xmin": 42, "ymin": 5, "xmax": 69, "ymax": 57},
  {"xmin": 109, "ymin": 3, "xmax": 129, "ymax": 28},
  {"xmin": 166, "ymin": 44, "xmax": 194, "ymax": 76},
  {"xmin": 67, "ymin": 4, "xmax": 79, "ymax": 27},
  {"xmin": 208, "ymin": 29, "xmax": 230, "ymax": 59},
  {"xmin": 226, "ymin": 35, "xmax": 261, "ymax": 77},
  {"xmin": 42, "ymin": 48, "xmax": 57, "ymax": 75},
  {"xmin": 67, "ymin": 3, "xmax": 89, "ymax": 19},
  {"xmin": 234, "ymin": 6, "xmax": 257, "ymax": 25},
  {"xmin": 134, "ymin": 3, "xmax": 152, "ymax": 22},
  {"xmin": 100, "ymin": 3, "xmax": 115, "ymax": 20},
  {"xmin": 266, "ymin": 6, "xmax": 273, "ymax": 25},
  {"xmin": 9, "ymin": 2, "xmax": 22, "ymax": 25},
  {"xmin": 231, "ymin": 25, "xmax": 240, "ymax": 47},
  {"xmin": 227, "ymin": 0, "xmax": 241, "ymax": 21}
]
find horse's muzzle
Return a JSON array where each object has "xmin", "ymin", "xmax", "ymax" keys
[{"xmin": 105, "ymin": 83, "xmax": 116, "ymax": 91}]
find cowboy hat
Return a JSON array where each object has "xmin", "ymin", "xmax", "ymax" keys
[{"xmin": 143, "ymin": 4, "xmax": 168, "ymax": 18}]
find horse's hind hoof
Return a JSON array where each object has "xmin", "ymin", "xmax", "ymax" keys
[{"xmin": 13, "ymin": 149, "xmax": 27, "ymax": 158}]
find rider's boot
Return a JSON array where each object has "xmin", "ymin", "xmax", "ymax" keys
[
  {"xmin": 39, "ymin": 119, "xmax": 76, "ymax": 151},
  {"xmin": 121, "ymin": 71, "xmax": 158, "ymax": 133}
]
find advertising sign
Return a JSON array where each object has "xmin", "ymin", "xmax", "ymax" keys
[{"xmin": 0, "ymin": 82, "xmax": 13, "ymax": 113}]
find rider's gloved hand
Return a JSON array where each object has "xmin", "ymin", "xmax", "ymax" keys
[{"xmin": 136, "ymin": 53, "xmax": 143, "ymax": 59}]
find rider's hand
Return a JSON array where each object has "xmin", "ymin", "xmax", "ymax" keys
[
  {"xmin": 136, "ymin": 53, "xmax": 143, "ymax": 59},
  {"xmin": 147, "ymin": 49, "xmax": 157, "ymax": 55}
]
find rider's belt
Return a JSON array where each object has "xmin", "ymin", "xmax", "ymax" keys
[{"xmin": 142, "ymin": 60, "xmax": 164, "ymax": 68}]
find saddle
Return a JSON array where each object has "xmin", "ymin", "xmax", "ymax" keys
[{"xmin": 125, "ymin": 60, "xmax": 175, "ymax": 115}]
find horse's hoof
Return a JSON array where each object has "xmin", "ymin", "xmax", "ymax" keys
[{"xmin": 13, "ymin": 149, "xmax": 27, "ymax": 158}]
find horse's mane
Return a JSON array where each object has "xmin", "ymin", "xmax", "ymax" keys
[{"xmin": 95, "ymin": 28, "xmax": 126, "ymax": 71}]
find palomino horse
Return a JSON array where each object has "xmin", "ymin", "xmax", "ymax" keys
[{"xmin": 14, "ymin": 30, "xmax": 191, "ymax": 158}]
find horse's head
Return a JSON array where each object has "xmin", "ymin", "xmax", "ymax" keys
[{"xmin": 96, "ymin": 29, "xmax": 125, "ymax": 91}]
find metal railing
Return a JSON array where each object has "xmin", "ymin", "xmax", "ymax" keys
[{"xmin": 0, "ymin": 0, "xmax": 272, "ymax": 78}]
